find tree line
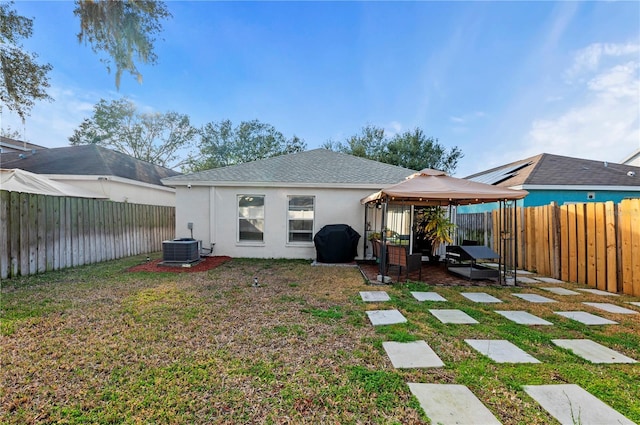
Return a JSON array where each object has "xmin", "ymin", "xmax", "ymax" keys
[{"xmin": 67, "ymin": 97, "xmax": 463, "ymax": 174}]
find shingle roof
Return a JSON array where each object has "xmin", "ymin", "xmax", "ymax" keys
[
  {"xmin": 0, "ymin": 145, "xmax": 180, "ymax": 186},
  {"xmin": 465, "ymin": 153, "xmax": 640, "ymax": 187},
  {"xmin": 162, "ymin": 149, "xmax": 417, "ymax": 187}
]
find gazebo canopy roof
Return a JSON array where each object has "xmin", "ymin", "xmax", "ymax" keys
[{"xmin": 361, "ymin": 169, "xmax": 528, "ymax": 206}]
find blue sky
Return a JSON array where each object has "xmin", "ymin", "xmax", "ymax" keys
[{"xmin": 4, "ymin": 1, "xmax": 640, "ymax": 177}]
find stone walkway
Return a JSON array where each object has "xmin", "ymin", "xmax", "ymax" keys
[{"xmin": 359, "ymin": 278, "xmax": 639, "ymax": 424}]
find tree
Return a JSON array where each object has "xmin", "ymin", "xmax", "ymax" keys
[
  {"xmin": 324, "ymin": 125, "xmax": 463, "ymax": 174},
  {"xmin": 383, "ymin": 128, "xmax": 463, "ymax": 173},
  {"xmin": 0, "ymin": 2, "xmax": 53, "ymax": 120},
  {"xmin": 74, "ymin": 0, "xmax": 171, "ymax": 89},
  {"xmin": 323, "ymin": 124, "xmax": 386, "ymax": 161},
  {"xmin": 69, "ymin": 98, "xmax": 197, "ymax": 170},
  {"xmin": 188, "ymin": 119, "xmax": 307, "ymax": 171},
  {"xmin": 0, "ymin": 1, "xmax": 170, "ymax": 120}
]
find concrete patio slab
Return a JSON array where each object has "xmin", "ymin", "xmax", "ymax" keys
[
  {"xmin": 554, "ymin": 311, "xmax": 618, "ymax": 325},
  {"xmin": 552, "ymin": 339, "xmax": 637, "ymax": 364},
  {"xmin": 515, "ymin": 276, "xmax": 540, "ymax": 284},
  {"xmin": 540, "ymin": 287, "xmax": 580, "ymax": 296},
  {"xmin": 382, "ymin": 341, "xmax": 445, "ymax": 368},
  {"xmin": 577, "ymin": 288, "xmax": 619, "ymax": 296},
  {"xmin": 465, "ymin": 339, "xmax": 540, "ymax": 363},
  {"xmin": 410, "ymin": 291, "xmax": 447, "ymax": 302},
  {"xmin": 583, "ymin": 302, "xmax": 638, "ymax": 314},
  {"xmin": 523, "ymin": 384, "xmax": 635, "ymax": 425},
  {"xmin": 513, "ymin": 293, "xmax": 557, "ymax": 303},
  {"xmin": 460, "ymin": 292, "xmax": 503, "ymax": 303},
  {"xmin": 366, "ymin": 309, "xmax": 407, "ymax": 326},
  {"xmin": 429, "ymin": 309, "xmax": 479, "ymax": 324},
  {"xmin": 407, "ymin": 383, "xmax": 502, "ymax": 425},
  {"xmin": 359, "ymin": 291, "xmax": 391, "ymax": 302},
  {"xmin": 495, "ymin": 310, "xmax": 553, "ymax": 325},
  {"xmin": 534, "ymin": 277, "xmax": 564, "ymax": 284}
]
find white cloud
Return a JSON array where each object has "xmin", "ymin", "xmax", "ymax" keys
[
  {"xmin": 519, "ymin": 43, "xmax": 640, "ymax": 163},
  {"xmin": 2, "ymin": 84, "xmax": 102, "ymax": 147},
  {"xmin": 385, "ymin": 121, "xmax": 403, "ymax": 136},
  {"xmin": 565, "ymin": 42, "xmax": 640, "ymax": 80}
]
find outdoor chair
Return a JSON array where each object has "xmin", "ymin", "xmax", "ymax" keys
[
  {"xmin": 371, "ymin": 239, "xmax": 382, "ymax": 261},
  {"xmin": 387, "ymin": 244, "xmax": 422, "ymax": 282}
]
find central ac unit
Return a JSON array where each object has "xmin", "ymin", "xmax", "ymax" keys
[{"xmin": 162, "ymin": 238, "xmax": 200, "ymax": 263}]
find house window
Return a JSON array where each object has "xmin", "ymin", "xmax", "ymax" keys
[
  {"xmin": 288, "ymin": 196, "xmax": 314, "ymax": 243},
  {"xmin": 238, "ymin": 195, "xmax": 264, "ymax": 242}
]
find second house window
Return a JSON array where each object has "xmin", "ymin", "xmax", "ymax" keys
[{"xmin": 288, "ymin": 196, "xmax": 314, "ymax": 243}]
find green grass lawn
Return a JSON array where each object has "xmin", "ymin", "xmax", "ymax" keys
[{"xmin": 1, "ymin": 255, "xmax": 639, "ymax": 424}]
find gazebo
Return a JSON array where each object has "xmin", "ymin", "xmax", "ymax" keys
[{"xmin": 360, "ymin": 169, "xmax": 528, "ymax": 284}]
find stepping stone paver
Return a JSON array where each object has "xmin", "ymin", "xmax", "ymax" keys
[
  {"xmin": 515, "ymin": 276, "xmax": 540, "ymax": 284},
  {"xmin": 407, "ymin": 383, "xmax": 502, "ymax": 425},
  {"xmin": 583, "ymin": 302, "xmax": 638, "ymax": 314},
  {"xmin": 577, "ymin": 288, "xmax": 619, "ymax": 296},
  {"xmin": 541, "ymin": 287, "xmax": 580, "ymax": 296},
  {"xmin": 495, "ymin": 310, "xmax": 553, "ymax": 325},
  {"xmin": 460, "ymin": 292, "xmax": 502, "ymax": 303},
  {"xmin": 534, "ymin": 277, "xmax": 564, "ymax": 283},
  {"xmin": 628, "ymin": 301, "xmax": 640, "ymax": 307},
  {"xmin": 513, "ymin": 293, "xmax": 557, "ymax": 303},
  {"xmin": 523, "ymin": 384, "xmax": 635, "ymax": 425},
  {"xmin": 382, "ymin": 341, "xmax": 444, "ymax": 368},
  {"xmin": 359, "ymin": 291, "xmax": 390, "ymax": 302},
  {"xmin": 410, "ymin": 291, "xmax": 447, "ymax": 302},
  {"xmin": 552, "ymin": 339, "xmax": 637, "ymax": 364},
  {"xmin": 429, "ymin": 309, "xmax": 479, "ymax": 324},
  {"xmin": 554, "ymin": 311, "xmax": 618, "ymax": 325},
  {"xmin": 465, "ymin": 339, "xmax": 540, "ymax": 363},
  {"xmin": 366, "ymin": 309, "xmax": 407, "ymax": 326},
  {"xmin": 516, "ymin": 269, "xmax": 534, "ymax": 275}
]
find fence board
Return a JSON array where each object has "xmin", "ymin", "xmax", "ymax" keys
[
  {"xmin": 53, "ymin": 197, "xmax": 61, "ymax": 271},
  {"xmin": 619, "ymin": 199, "xmax": 633, "ymax": 295},
  {"xmin": 0, "ymin": 191, "xmax": 9, "ymax": 279},
  {"xmin": 45, "ymin": 196, "xmax": 55, "ymax": 271},
  {"xmin": 28, "ymin": 194, "xmax": 38, "ymax": 274},
  {"xmin": 623, "ymin": 199, "xmax": 640, "ymax": 296},
  {"xmin": 9, "ymin": 192, "xmax": 20, "ymax": 277},
  {"xmin": 586, "ymin": 203, "xmax": 597, "ymax": 287},
  {"xmin": 576, "ymin": 204, "xmax": 587, "ymax": 285},
  {"xmin": 594, "ymin": 203, "xmax": 606, "ymax": 290},
  {"xmin": 559, "ymin": 205, "xmax": 569, "ymax": 282},
  {"xmin": 605, "ymin": 201, "xmax": 617, "ymax": 293}
]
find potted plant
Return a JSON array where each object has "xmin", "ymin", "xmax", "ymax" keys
[{"xmin": 415, "ymin": 207, "xmax": 455, "ymax": 263}]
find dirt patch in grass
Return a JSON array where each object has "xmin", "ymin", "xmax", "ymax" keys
[{"xmin": 126, "ymin": 255, "xmax": 231, "ymax": 273}]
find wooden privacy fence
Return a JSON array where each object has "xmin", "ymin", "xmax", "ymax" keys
[
  {"xmin": 457, "ymin": 199, "xmax": 639, "ymax": 295},
  {"xmin": 0, "ymin": 190, "xmax": 176, "ymax": 279}
]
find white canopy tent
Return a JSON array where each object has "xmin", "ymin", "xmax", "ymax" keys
[{"xmin": 0, "ymin": 169, "xmax": 107, "ymax": 199}]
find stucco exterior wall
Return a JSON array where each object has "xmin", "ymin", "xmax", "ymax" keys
[{"xmin": 174, "ymin": 185, "xmax": 375, "ymax": 259}]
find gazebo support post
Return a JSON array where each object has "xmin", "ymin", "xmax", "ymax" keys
[{"xmin": 379, "ymin": 201, "xmax": 389, "ymax": 281}]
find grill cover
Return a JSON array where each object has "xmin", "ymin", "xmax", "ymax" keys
[{"xmin": 313, "ymin": 224, "xmax": 361, "ymax": 263}]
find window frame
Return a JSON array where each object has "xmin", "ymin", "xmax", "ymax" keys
[
  {"xmin": 237, "ymin": 194, "xmax": 265, "ymax": 243},
  {"xmin": 286, "ymin": 195, "xmax": 315, "ymax": 244}
]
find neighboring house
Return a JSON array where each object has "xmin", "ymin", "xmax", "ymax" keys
[
  {"xmin": 0, "ymin": 136, "xmax": 47, "ymax": 153},
  {"xmin": 621, "ymin": 148, "xmax": 640, "ymax": 167},
  {"xmin": 161, "ymin": 149, "xmax": 416, "ymax": 260},
  {"xmin": 1, "ymin": 145, "xmax": 180, "ymax": 206},
  {"xmin": 461, "ymin": 153, "xmax": 640, "ymax": 212}
]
